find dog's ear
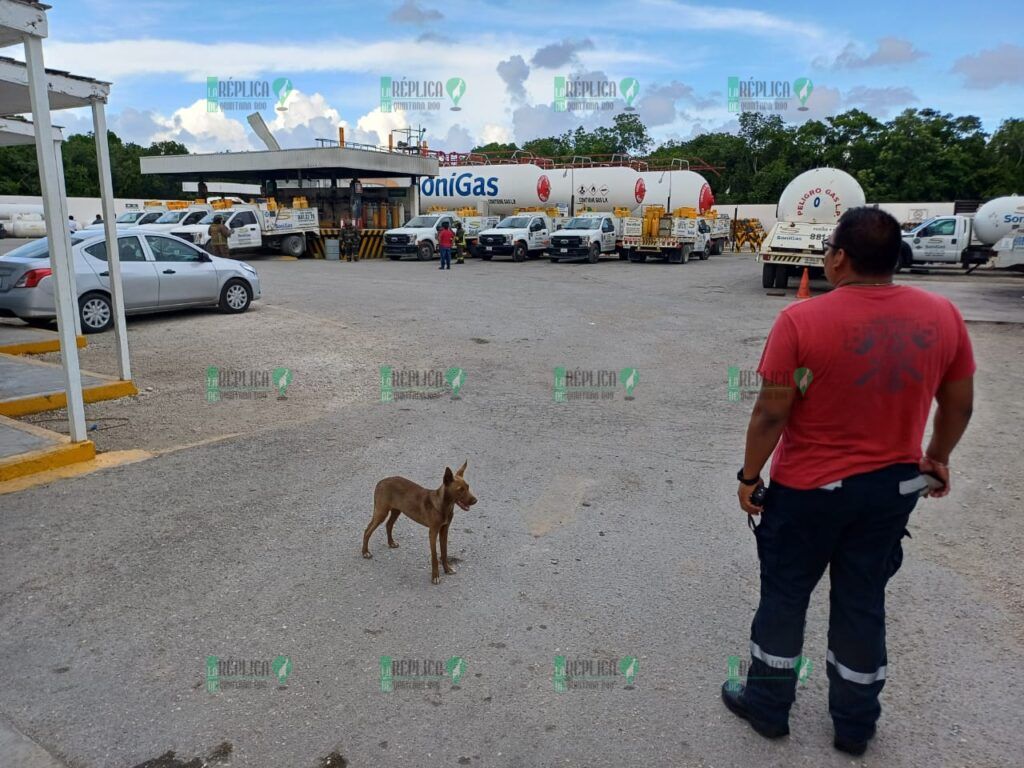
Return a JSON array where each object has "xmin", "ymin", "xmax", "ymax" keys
[
  {"xmin": 444, "ymin": 467, "xmax": 454, "ymax": 484},
  {"xmin": 456, "ymin": 460, "xmax": 467, "ymax": 477}
]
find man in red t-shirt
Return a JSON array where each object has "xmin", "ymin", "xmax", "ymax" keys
[
  {"xmin": 437, "ymin": 221, "xmax": 454, "ymax": 270},
  {"xmin": 722, "ymin": 207, "xmax": 974, "ymax": 756}
]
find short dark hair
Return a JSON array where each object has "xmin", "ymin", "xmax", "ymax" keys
[{"xmin": 832, "ymin": 207, "xmax": 901, "ymax": 276}]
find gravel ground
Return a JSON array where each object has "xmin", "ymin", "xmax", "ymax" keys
[{"xmin": 1, "ymin": 251, "xmax": 1022, "ymax": 768}]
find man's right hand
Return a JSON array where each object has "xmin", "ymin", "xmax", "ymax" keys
[{"xmin": 919, "ymin": 456, "xmax": 950, "ymax": 498}]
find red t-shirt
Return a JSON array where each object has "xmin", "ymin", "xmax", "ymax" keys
[
  {"xmin": 438, "ymin": 229, "xmax": 454, "ymax": 248},
  {"xmin": 759, "ymin": 285, "xmax": 975, "ymax": 489}
]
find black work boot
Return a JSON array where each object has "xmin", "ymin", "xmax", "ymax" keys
[
  {"xmin": 721, "ymin": 682, "xmax": 790, "ymax": 739},
  {"xmin": 834, "ymin": 727, "xmax": 875, "ymax": 756}
]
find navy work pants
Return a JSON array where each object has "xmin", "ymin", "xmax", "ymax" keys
[{"xmin": 744, "ymin": 463, "xmax": 921, "ymax": 741}]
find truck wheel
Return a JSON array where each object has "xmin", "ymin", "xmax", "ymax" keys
[
  {"xmin": 513, "ymin": 242, "xmax": 528, "ymax": 262},
  {"xmin": 628, "ymin": 250, "xmax": 647, "ymax": 263},
  {"xmin": 774, "ymin": 266, "xmax": 790, "ymax": 289},
  {"xmin": 761, "ymin": 264, "xmax": 777, "ymax": 288},
  {"xmin": 698, "ymin": 246, "xmax": 710, "ymax": 260},
  {"xmin": 587, "ymin": 243, "xmax": 600, "ymax": 263},
  {"xmin": 417, "ymin": 242, "xmax": 434, "ymax": 261},
  {"xmin": 219, "ymin": 279, "xmax": 252, "ymax": 313},
  {"xmin": 79, "ymin": 292, "xmax": 113, "ymax": 333},
  {"xmin": 895, "ymin": 241, "xmax": 912, "ymax": 272},
  {"xmin": 281, "ymin": 234, "xmax": 305, "ymax": 257}
]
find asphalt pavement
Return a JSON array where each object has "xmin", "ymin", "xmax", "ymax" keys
[{"xmin": 1, "ymin": 252, "xmax": 1022, "ymax": 767}]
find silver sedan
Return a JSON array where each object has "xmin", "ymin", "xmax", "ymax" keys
[{"xmin": 0, "ymin": 229, "xmax": 261, "ymax": 333}]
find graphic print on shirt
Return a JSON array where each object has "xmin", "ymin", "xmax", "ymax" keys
[{"xmin": 844, "ymin": 316, "xmax": 938, "ymax": 393}]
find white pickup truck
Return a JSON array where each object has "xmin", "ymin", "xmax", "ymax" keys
[
  {"xmin": 622, "ymin": 211, "xmax": 730, "ymax": 263},
  {"xmin": 384, "ymin": 212, "xmax": 460, "ymax": 261},
  {"xmin": 549, "ymin": 214, "xmax": 621, "ymax": 263},
  {"xmin": 139, "ymin": 205, "xmax": 212, "ymax": 232},
  {"xmin": 477, "ymin": 213, "xmax": 553, "ymax": 261},
  {"xmin": 171, "ymin": 204, "xmax": 319, "ymax": 257},
  {"xmin": 898, "ymin": 201, "xmax": 1021, "ymax": 271}
]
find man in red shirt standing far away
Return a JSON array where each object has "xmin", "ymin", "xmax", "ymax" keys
[{"xmin": 723, "ymin": 207, "xmax": 975, "ymax": 756}]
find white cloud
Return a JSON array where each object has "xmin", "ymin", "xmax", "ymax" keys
[
  {"xmin": 389, "ymin": 0, "xmax": 443, "ymax": 24},
  {"xmin": 480, "ymin": 123, "xmax": 512, "ymax": 145},
  {"xmin": 952, "ymin": 44, "xmax": 1024, "ymax": 89},
  {"xmin": 844, "ymin": 86, "xmax": 918, "ymax": 116},
  {"xmin": 818, "ymin": 37, "xmax": 927, "ymax": 70}
]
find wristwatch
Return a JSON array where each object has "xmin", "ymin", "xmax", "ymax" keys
[{"xmin": 737, "ymin": 468, "xmax": 760, "ymax": 486}]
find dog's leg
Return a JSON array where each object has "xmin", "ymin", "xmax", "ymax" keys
[
  {"xmin": 429, "ymin": 526, "xmax": 441, "ymax": 584},
  {"xmin": 440, "ymin": 524, "xmax": 456, "ymax": 574},
  {"xmin": 362, "ymin": 502, "xmax": 389, "ymax": 559},
  {"xmin": 385, "ymin": 510, "xmax": 401, "ymax": 548}
]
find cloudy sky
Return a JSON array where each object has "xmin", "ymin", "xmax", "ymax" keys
[{"xmin": 37, "ymin": 0, "xmax": 1024, "ymax": 153}]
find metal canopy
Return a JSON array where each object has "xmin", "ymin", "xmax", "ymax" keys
[
  {"xmin": 0, "ymin": 55, "xmax": 109, "ymax": 114},
  {"xmin": 0, "ymin": 113, "xmax": 59, "ymax": 144},
  {"xmin": 0, "ymin": 0, "xmax": 47, "ymax": 49},
  {"xmin": 140, "ymin": 146, "xmax": 439, "ymax": 182}
]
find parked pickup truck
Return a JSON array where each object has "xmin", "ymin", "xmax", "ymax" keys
[
  {"xmin": 549, "ymin": 214, "xmax": 621, "ymax": 263},
  {"xmin": 171, "ymin": 203, "xmax": 319, "ymax": 257},
  {"xmin": 623, "ymin": 208, "xmax": 730, "ymax": 263},
  {"xmin": 383, "ymin": 212, "xmax": 463, "ymax": 261},
  {"xmin": 477, "ymin": 213, "xmax": 553, "ymax": 261}
]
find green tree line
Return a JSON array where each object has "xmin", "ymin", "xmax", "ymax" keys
[
  {"xmin": 0, "ymin": 132, "xmax": 188, "ymax": 199},
  {"xmin": 473, "ymin": 110, "xmax": 1024, "ymax": 204}
]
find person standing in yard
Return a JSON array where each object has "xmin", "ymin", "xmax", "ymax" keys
[
  {"xmin": 208, "ymin": 215, "xmax": 232, "ymax": 258},
  {"xmin": 725, "ymin": 207, "xmax": 975, "ymax": 756},
  {"xmin": 342, "ymin": 221, "xmax": 360, "ymax": 262},
  {"xmin": 454, "ymin": 221, "xmax": 467, "ymax": 264},
  {"xmin": 438, "ymin": 221, "xmax": 454, "ymax": 270}
]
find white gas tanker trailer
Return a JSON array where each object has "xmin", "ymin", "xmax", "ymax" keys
[
  {"xmin": 758, "ymin": 167, "xmax": 866, "ymax": 289},
  {"xmin": 900, "ymin": 196, "xmax": 1024, "ymax": 271},
  {"xmin": 418, "ymin": 163, "xmax": 652, "ymax": 217}
]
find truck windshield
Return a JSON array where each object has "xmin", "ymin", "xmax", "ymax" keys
[
  {"xmin": 115, "ymin": 212, "xmax": 145, "ymax": 224},
  {"xmin": 198, "ymin": 214, "xmax": 222, "ymax": 225},
  {"xmin": 405, "ymin": 216, "xmax": 439, "ymax": 228},
  {"xmin": 497, "ymin": 217, "xmax": 531, "ymax": 228},
  {"xmin": 155, "ymin": 211, "xmax": 187, "ymax": 224},
  {"xmin": 565, "ymin": 218, "xmax": 600, "ymax": 230}
]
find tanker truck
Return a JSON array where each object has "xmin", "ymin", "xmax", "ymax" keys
[
  {"xmin": 899, "ymin": 196, "xmax": 1024, "ymax": 271},
  {"xmin": 758, "ymin": 168, "xmax": 866, "ymax": 289}
]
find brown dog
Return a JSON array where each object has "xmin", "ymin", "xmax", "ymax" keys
[{"xmin": 362, "ymin": 461, "xmax": 477, "ymax": 584}]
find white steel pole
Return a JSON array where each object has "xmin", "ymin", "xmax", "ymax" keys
[
  {"xmin": 52, "ymin": 138, "xmax": 82, "ymax": 335},
  {"xmin": 92, "ymin": 99, "xmax": 131, "ymax": 380},
  {"xmin": 23, "ymin": 34, "xmax": 87, "ymax": 442}
]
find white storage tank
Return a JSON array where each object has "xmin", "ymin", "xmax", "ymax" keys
[
  {"xmin": 776, "ymin": 168, "xmax": 865, "ymax": 223},
  {"xmin": 420, "ymin": 164, "xmax": 571, "ymax": 215},
  {"xmin": 973, "ymin": 196, "xmax": 1024, "ymax": 245},
  {"xmin": 10, "ymin": 212, "xmax": 46, "ymax": 238},
  {"xmin": 639, "ymin": 170, "xmax": 671, "ymax": 209},
  {"xmin": 570, "ymin": 166, "xmax": 646, "ymax": 211},
  {"xmin": 667, "ymin": 170, "xmax": 715, "ymax": 213}
]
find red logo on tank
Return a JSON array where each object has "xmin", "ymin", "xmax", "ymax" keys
[
  {"xmin": 699, "ymin": 183, "xmax": 715, "ymax": 213},
  {"xmin": 537, "ymin": 175, "xmax": 551, "ymax": 203},
  {"xmin": 635, "ymin": 178, "xmax": 646, "ymax": 204}
]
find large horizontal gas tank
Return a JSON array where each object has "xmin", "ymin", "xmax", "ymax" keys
[
  {"xmin": 567, "ymin": 167, "xmax": 647, "ymax": 211},
  {"xmin": 668, "ymin": 170, "xmax": 715, "ymax": 213},
  {"xmin": 777, "ymin": 168, "xmax": 865, "ymax": 223},
  {"xmin": 639, "ymin": 170, "xmax": 671, "ymax": 209},
  {"xmin": 973, "ymin": 196, "xmax": 1024, "ymax": 245},
  {"xmin": 10, "ymin": 212, "xmax": 47, "ymax": 238},
  {"xmin": 420, "ymin": 164, "xmax": 571, "ymax": 214},
  {"xmin": 0, "ymin": 203, "xmax": 44, "ymax": 220}
]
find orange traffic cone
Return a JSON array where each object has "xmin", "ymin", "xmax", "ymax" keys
[{"xmin": 796, "ymin": 267, "xmax": 811, "ymax": 299}]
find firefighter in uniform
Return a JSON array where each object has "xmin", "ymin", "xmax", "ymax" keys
[
  {"xmin": 454, "ymin": 221, "xmax": 467, "ymax": 264},
  {"xmin": 208, "ymin": 215, "xmax": 231, "ymax": 258},
  {"xmin": 342, "ymin": 221, "xmax": 360, "ymax": 262},
  {"xmin": 725, "ymin": 207, "xmax": 975, "ymax": 757}
]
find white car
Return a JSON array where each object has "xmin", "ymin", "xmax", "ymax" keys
[{"xmin": 0, "ymin": 229, "xmax": 261, "ymax": 333}]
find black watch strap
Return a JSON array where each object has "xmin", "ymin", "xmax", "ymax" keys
[{"xmin": 737, "ymin": 468, "xmax": 760, "ymax": 485}]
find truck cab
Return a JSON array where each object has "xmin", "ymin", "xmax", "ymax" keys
[
  {"xmin": 477, "ymin": 214, "xmax": 552, "ymax": 261},
  {"xmin": 901, "ymin": 215, "xmax": 978, "ymax": 267},
  {"xmin": 384, "ymin": 212, "xmax": 461, "ymax": 261},
  {"xmin": 550, "ymin": 214, "xmax": 620, "ymax": 263}
]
